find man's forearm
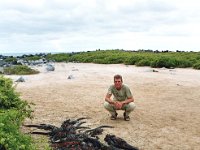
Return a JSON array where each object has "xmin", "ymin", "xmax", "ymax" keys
[
  {"xmin": 105, "ymin": 98, "xmax": 115, "ymax": 104},
  {"xmin": 122, "ymin": 98, "xmax": 134, "ymax": 105}
]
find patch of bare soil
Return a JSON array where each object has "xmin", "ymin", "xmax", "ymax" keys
[{"xmin": 7, "ymin": 63, "xmax": 200, "ymax": 150}]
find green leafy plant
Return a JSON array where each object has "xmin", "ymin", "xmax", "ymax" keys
[
  {"xmin": 46, "ymin": 53, "xmax": 70, "ymax": 62},
  {"xmin": 150, "ymin": 56, "xmax": 176, "ymax": 68},
  {"xmin": 135, "ymin": 59, "xmax": 151, "ymax": 66},
  {"xmin": 4, "ymin": 57, "xmax": 17, "ymax": 63},
  {"xmin": 0, "ymin": 110, "xmax": 35, "ymax": 150},
  {"xmin": 193, "ymin": 61, "xmax": 200, "ymax": 69},
  {"xmin": 43, "ymin": 50, "xmax": 200, "ymax": 70},
  {"xmin": 3, "ymin": 65, "xmax": 39, "ymax": 75},
  {"xmin": 0, "ymin": 76, "xmax": 33, "ymax": 116},
  {"xmin": 125, "ymin": 55, "xmax": 144, "ymax": 65},
  {"xmin": 0, "ymin": 76, "xmax": 35, "ymax": 150},
  {"xmin": 24, "ymin": 55, "xmax": 41, "ymax": 61}
]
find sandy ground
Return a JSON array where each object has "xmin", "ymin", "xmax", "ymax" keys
[{"xmin": 6, "ymin": 63, "xmax": 200, "ymax": 150}]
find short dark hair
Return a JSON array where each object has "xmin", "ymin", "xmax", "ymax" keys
[{"xmin": 114, "ymin": 74, "xmax": 123, "ymax": 82}]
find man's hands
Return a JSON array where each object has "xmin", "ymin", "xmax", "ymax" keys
[
  {"xmin": 113, "ymin": 101, "xmax": 124, "ymax": 110},
  {"xmin": 105, "ymin": 93, "xmax": 134, "ymax": 110},
  {"xmin": 111, "ymin": 98, "xmax": 134, "ymax": 110}
]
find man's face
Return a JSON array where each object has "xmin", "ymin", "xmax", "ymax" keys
[{"xmin": 114, "ymin": 78, "xmax": 122, "ymax": 90}]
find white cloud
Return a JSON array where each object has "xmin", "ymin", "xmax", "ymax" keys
[{"xmin": 0, "ymin": 0, "xmax": 200, "ymax": 53}]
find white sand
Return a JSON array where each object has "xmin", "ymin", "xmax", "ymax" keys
[{"xmin": 7, "ymin": 63, "xmax": 200, "ymax": 149}]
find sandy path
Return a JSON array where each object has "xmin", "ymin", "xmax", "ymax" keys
[{"xmin": 7, "ymin": 63, "xmax": 200, "ymax": 150}]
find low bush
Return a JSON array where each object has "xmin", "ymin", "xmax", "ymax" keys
[
  {"xmin": 193, "ymin": 61, "xmax": 200, "ymax": 69},
  {"xmin": 105, "ymin": 56, "xmax": 125, "ymax": 64},
  {"xmin": 24, "ymin": 55, "xmax": 41, "ymax": 61},
  {"xmin": 150, "ymin": 56, "xmax": 176, "ymax": 68},
  {"xmin": 4, "ymin": 57, "xmax": 17, "ymax": 63},
  {"xmin": 125, "ymin": 55, "xmax": 144, "ymax": 65},
  {"xmin": 27, "ymin": 50, "xmax": 200, "ymax": 70},
  {"xmin": 0, "ymin": 76, "xmax": 34, "ymax": 149},
  {"xmin": 0, "ymin": 75, "xmax": 32, "ymax": 116},
  {"xmin": 135, "ymin": 59, "xmax": 152, "ymax": 66},
  {"xmin": 3, "ymin": 65, "xmax": 39, "ymax": 75},
  {"xmin": 175, "ymin": 59, "xmax": 192, "ymax": 68},
  {"xmin": 0, "ymin": 110, "xmax": 35, "ymax": 150},
  {"xmin": 45, "ymin": 53, "xmax": 70, "ymax": 62}
]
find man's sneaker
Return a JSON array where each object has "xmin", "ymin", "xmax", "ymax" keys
[
  {"xmin": 110, "ymin": 112, "xmax": 118, "ymax": 120},
  {"xmin": 123, "ymin": 112, "xmax": 130, "ymax": 121}
]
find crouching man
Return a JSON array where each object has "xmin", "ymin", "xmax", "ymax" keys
[{"xmin": 104, "ymin": 74, "xmax": 136, "ymax": 121}]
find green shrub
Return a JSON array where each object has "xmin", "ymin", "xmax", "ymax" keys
[
  {"xmin": 105, "ymin": 56, "xmax": 125, "ymax": 64},
  {"xmin": 193, "ymin": 62, "xmax": 200, "ymax": 69},
  {"xmin": 0, "ymin": 76, "xmax": 22, "ymax": 109},
  {"xmin": 45, "ymin": 53, "xmax": 70, "ymax": 62},
  {"xmin": 0, "ymin": 76, "xmax": 34, "ymax": 150},
  {"xmin": 13, "ymin": 50, "xmax": 200, "ymax": 70},
  {"xmin": 150, "ymin": 56, "xmax": 176, "ymax": 68},
  {"xmin": 0, "ymin": 110, "xmax": 35, "ymax": 150},
  {"xmin": 82, "ymin": 56, "xmax": 96, "ymax": 63},
  {"xmin": 24, "ymin": 56, "xmax": 41, "ymax": 61},
  {"xmin": 135, "ymin": 59, "xmax": 151, "ymax": 66},
  {"xmin": 125, "ymin": 55, "xmax": 144, "ymax": 65},
  {"xmin": 175, "ymin": 59, "xmax": 192, "ymax": 68},
  {"xmin": 0, "ymin": 76, "xmax": 32, "ymax": 116},
  {"xmin": 3, "ymin": 65, "xmax": 39, "ymax": 75},
  {"xmin": 93, "ymin": 59, "xmax": 108, "ymax": 64},
  {"xmin": 4, "ymin": 57, "xmax": 17, "ymax": 63},
  {"xmin": 67, "ymin": 54, "xmax": 81, "ymax": 62}
]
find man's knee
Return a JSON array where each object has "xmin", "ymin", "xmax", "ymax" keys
[
  {"xmin": 104, "ymin": 102, "xmax": 117, "ymax": 112},
  {"xmin": 104, "ymin": 102, "xmax": 113, "ymax": 110},
  {"xmin": 126, "ymin": 102, "xmax": 136, "ymax": 111}
]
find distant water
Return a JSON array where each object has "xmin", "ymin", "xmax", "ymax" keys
[{"xmin": 0, "ymin": 52, "xmax": 63, "ymax": 57}]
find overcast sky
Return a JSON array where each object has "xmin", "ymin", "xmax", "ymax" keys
[{"xmin": 0, "ymin": 0, "xmax": 200, "ymax": 53}]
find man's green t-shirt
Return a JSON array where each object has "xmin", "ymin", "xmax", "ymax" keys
[{"xmin": 108, "ymin": 84, "xmax": 133, "ymax": 101}]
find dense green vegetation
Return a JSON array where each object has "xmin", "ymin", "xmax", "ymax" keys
[
  {"xmin": 46, "ymin": 53, "xmax": 70, "ymax": 62},
  {"xmin": 0, "ymin": 76, "xmax": 35, "ymax": 150},
  {"xmin": 45, "ymin": 50, "xmax": 200, "ymax": 69},
  {"xmin": 3, "ymin": 65, "xmax": 40, "ymax": 75},
  {"xmin": 23, "ymin": 55, "xmax": 41, "ymax": 61},
  {"xmin": 193, "ymin": 61, "xmax": 200, "ymax": 69},
  {"xmin": 4, "ymin": 57, "xmax": 18, "ymax": 63}
]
